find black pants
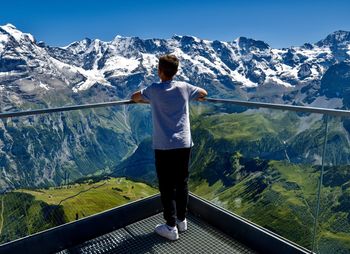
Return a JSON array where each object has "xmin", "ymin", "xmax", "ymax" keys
[{"xmin": 155, "ymin": 147, "xmax": 191, "ymax": 227}]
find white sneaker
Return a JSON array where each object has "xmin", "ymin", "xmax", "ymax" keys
[
  {"xmin": 154, "ymin": 224, "xmax": 179, "ymax": 240},
  {"xmin": 176, "ymin": 218, "xmax": 187, "ymax": 232}
]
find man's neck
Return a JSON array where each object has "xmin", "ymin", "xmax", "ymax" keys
[{"xmin": 161, "ymin": 78, "xmax": 172, "ymax": 82}]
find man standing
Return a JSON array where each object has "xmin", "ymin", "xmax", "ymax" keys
[{"xmin": 131, "ymin": 54, "xmax": 207, "ymax": 240}]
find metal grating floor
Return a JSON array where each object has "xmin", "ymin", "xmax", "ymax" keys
[{"xmin": 57, "ymin": 213, "xmax": 257, "ymax": 254}]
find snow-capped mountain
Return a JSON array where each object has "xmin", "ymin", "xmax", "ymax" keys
[
  {"xmin": 1, "ymin": 24, "xmax": 350, "ymax": 110},
  {"xmin": 1, "ymin": 24, "xmax": 350, "ymax": 190}
]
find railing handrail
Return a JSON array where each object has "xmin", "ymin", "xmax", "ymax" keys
[
  {"xmin": 206, "ymin": 98, "xmax": 350, "ymax": 117},
  {"xmin": 0, "ymin": 100, "xmax": 135, "ymax": 119},
  {"xmin": 0, "ymin": 97, "xmax": 349, "ymax": 119}
]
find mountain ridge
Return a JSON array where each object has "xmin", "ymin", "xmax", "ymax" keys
[
  {"xmin": 1, "ymin": 23, "xmax": 350, "ymax": 102},
  {"xmin": 1, "ymin": 23, "xmax": 350, "ymax": 191}
]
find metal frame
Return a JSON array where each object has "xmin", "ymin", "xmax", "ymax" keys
[
  {"xmin": 0, "ymin": 194, "xmax": 162, "ymax": 254},
  {"xmin": 0, "ymin": 193, "xmax": 313, "ymax": 254},
  {"xmin": 0, "ymin": 100, "xmax": 134, "ymax": 119},
  {"xmin": 188, "ymin": 193, "xmax": 311, "ymax": 254}
]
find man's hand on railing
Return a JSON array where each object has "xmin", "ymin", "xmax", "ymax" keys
[
  {"xmin": 196, "ymin": 96, "xmax": 207, "ymax": 102},
  {"xmin": 196, "ymin": 88, "xmax": 208, "ymax": 102},
  {"xmin": 131, "ymin": 91, "xmax": 150, "ymax": 104}
]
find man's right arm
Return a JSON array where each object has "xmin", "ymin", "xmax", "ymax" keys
[{"xmin": 196, "ymin": 88, "xmax": 208, "ymax": 101}]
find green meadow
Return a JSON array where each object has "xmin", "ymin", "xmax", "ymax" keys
[
  {"xmin": 0, "ymin": 177, "xmax": 157, "ymax": 244},
  {"xmin": 188, "ymin": 107, "xmax": 350, "ymax": 252},
  {"xmin": 18, "ymin": 177, "xmax": 157, "ymax": 221}
]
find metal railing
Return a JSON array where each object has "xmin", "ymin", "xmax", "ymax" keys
[
  {"xmin": 0, "ymin": 100, "xmax": 134, "ymax": 119},
  {"xmin": 206, "ymin": 98, "xmax": 350, "ymax": 117},
  {"xmin": 1, "ymin": 97, "xmax": 349, "ymax": 119}
]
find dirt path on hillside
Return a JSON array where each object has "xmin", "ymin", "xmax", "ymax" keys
[{"xmin": 57, "ymin": 182, "xmax": 106, "ymax": 206}]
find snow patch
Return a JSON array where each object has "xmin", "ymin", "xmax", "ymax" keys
[
  {"xmin": 39, "ymin": 81, "xmax": 50, "ymax": 90},
  {"xmin": 0, "ymin": 33, "xmax": 10, "ymax": 52},
  {"xmin": 0, "ymin": 33, "xmax": 7, "ymax": 40},
  {"xmin": 172, "ymin": 48, "xmax": 215, "ymax": 76},
  {"xmin": 154, "ymin": 40, "xmax": 161, "ymax": 47},
  {"xmin": 72, "ymin": 68, "xmax": 111, "ymax": 92},
  {"xmin": 141, "ymin": 53, "xmax": 158, "ymax": 75},
  {"xmin": 298, "ymin": 46, "xmax": 332, "ymax": 59},
  {"xmin": 49, "ymin": 56, "xmax": 111, "ymax": 92},
  {"xmin": 103, "ymin": 55, "xmax": 140, "ymax": 76},
  {"xmin": 231, "ymin": 70, "xmax": 257, "ymax": 87},
  {"xmin": 265, "ymin": 77, "xmax": 292, "ymax": 87}
]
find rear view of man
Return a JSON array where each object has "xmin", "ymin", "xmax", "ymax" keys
[{"xmin": 131, "ymin": 54, "xmax": 208, "ymax": 240}]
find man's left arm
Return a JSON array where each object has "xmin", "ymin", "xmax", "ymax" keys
[{"xmin": 187, "ymin": 84, "xmax": 207, "ymax": 101}]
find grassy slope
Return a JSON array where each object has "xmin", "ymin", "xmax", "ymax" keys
[
  {"xmin": 188, "ymin": 108, "xmax": 350, "ymax": 252},
  {"xmin": 0, "ymin": 177, "xmax": 157, "ymax": 244},
  {"xmin": 0, "ymin": 192, "xmax": 65, "ymax": 244},
  {"xmin": 190, "ymin": 161, "xmax": 344, "ymax": 250},
  {"xmin": 192, "ymin": 110, "xmax": 300, "ymax": 142},
  {"xmin": 18, "ymin": 177, "xmax": 158, "ymax": 221}
]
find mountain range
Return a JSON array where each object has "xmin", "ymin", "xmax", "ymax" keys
[{"xmin": 0, "ymin": 24, "xmax": 350, "ymax": 190}]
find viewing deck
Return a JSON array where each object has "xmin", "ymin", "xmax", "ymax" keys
[
  {"xmin": 0, "ymin": 194, "xmax": 309, "ymax": 254},
  {"xmin": 56, "ymin": 213, "xmax": 255, "ymax": 254}
]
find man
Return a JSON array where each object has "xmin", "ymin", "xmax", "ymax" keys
[{"xmin": 131, "ymin": 54, "xmax": 207, "ymax": 240}]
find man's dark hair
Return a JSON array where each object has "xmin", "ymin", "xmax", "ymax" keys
[{"xmin": 159, "ymin": 54, "xmax": 179, "ymax": 78}]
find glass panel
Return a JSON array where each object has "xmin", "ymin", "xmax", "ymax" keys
[
  {"xmin": 315, "ymin": 115, "xmax": 350, "ymax": 253},
  {"xmin": 189, "ymin": 102, "xmax": 328, "ymax": 250},
  {"xmin": 0, "ymin": 106, "xmax": 157, "ymax": 244}
]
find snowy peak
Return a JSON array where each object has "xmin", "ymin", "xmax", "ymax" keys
[
  {"xmin": 63, "ymin": 38, "xmax": 107, "ymax": 59},
  {"xmin": 0, "ymin": 23, "xmax": 35, "ymax": 43},
  {"xmin": 236, "ymin": 36, "xmax": 270, "ymax": 52},
  {"xmin": 112, "ymin": 36, "xmax": 144, "ymax": 49},
  {"xmin": 63, "ymin": 38, "xmax": 93, "ymax": 51},
  {"xmin": 316, "ymin": 30, "xmax": 350, "ymax": 47}
]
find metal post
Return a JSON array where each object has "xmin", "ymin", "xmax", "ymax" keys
[{"xmin": 311, "ymin": 115, "xmax": 329, "ymax": 253}]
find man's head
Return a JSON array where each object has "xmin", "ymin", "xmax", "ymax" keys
[{"xmin": 158, "ymin": 54, "xmax": 179, "ymax": 80}]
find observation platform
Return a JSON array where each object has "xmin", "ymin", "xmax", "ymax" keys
[
  {"xmin": 0, "ymin": 97, "xmax": 334, "ymax": 253},
  {"xmin": 0, "ymin": 193, "xmax": 310, "ymax": 254}
]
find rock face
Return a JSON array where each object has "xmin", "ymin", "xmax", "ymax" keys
[
  {"xmin": 0, "ymin": 24, "xmax": 350, "ymax": 190},
  {"xmin": 320, "ymin": 62, "xmax": 350, "ymax": 107}
]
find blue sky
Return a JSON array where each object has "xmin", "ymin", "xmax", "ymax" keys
[{"xmin": 1, "ymin": 0, "xmax": 350, "ymax": 48}]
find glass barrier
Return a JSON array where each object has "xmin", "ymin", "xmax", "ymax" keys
[
  {"xmin": 189, "ymin": 102, "xmax": 331, "ymax": 251},
  {"xmin": 314, "ymin": 115, "xmax": 350, "ymax": 254},
  {"xmin": 1, "ymin": 99, "xmax": 349, "ymax": 253},
  {"xmin": 0, "ymin": 105, "xmax": 157, "ymax": 245}
]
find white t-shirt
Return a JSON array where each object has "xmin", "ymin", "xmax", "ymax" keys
[{"xmin": 141, "ymin": 80, "xmax": 200, "ymax": 150}]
